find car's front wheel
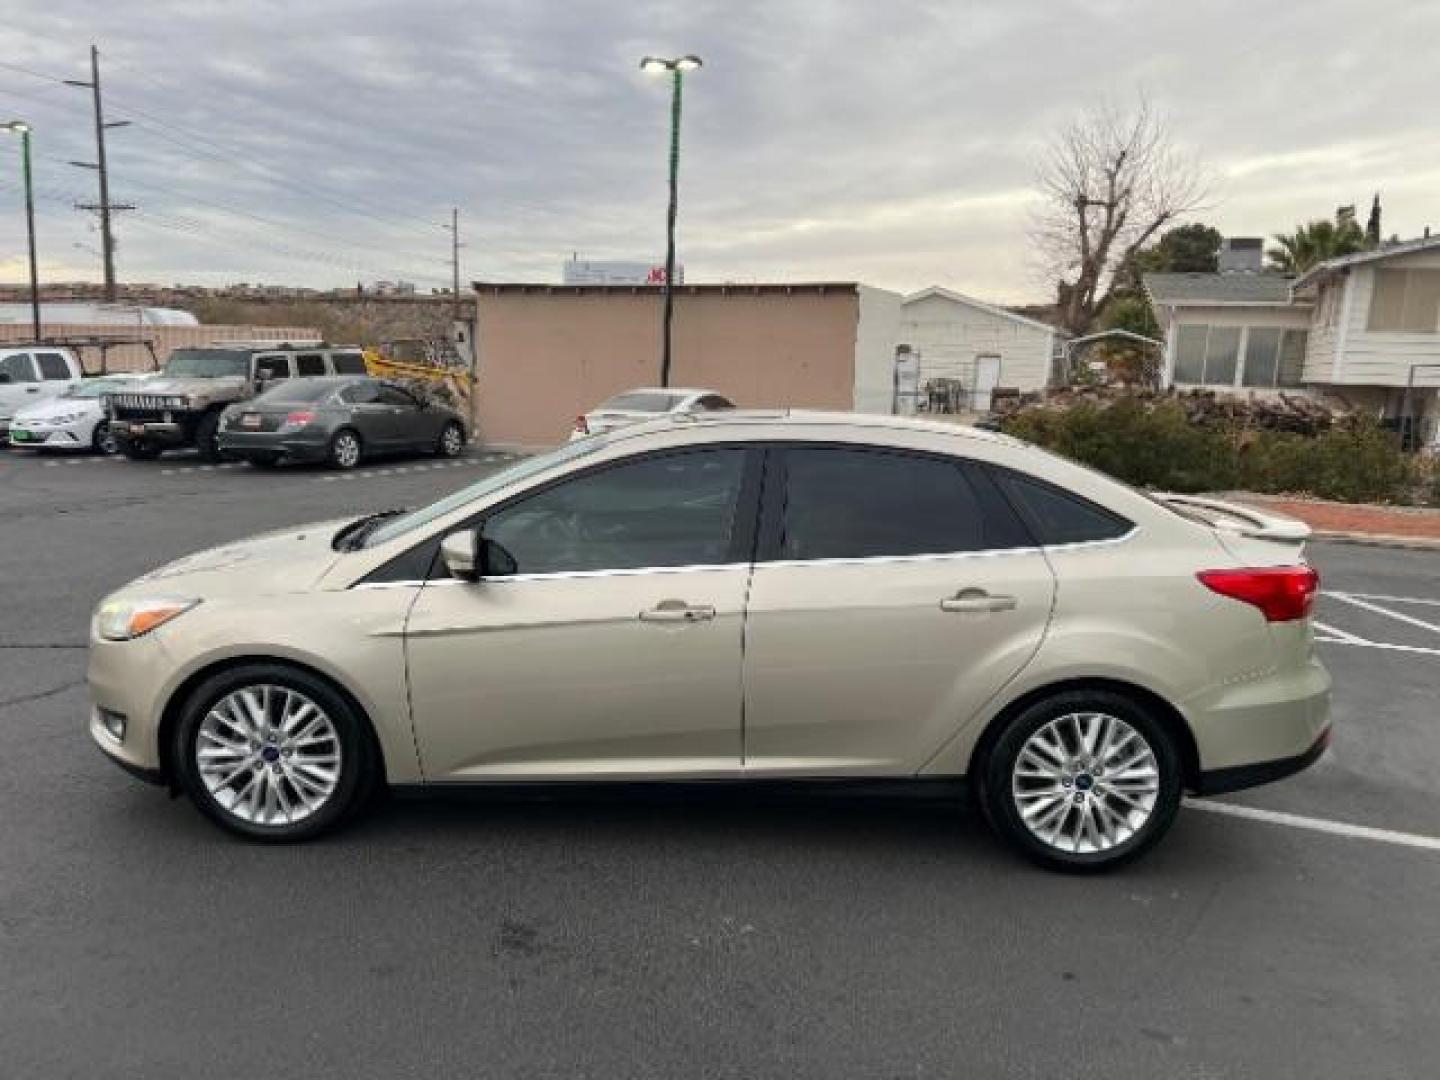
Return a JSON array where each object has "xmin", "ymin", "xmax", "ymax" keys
[
  {"xmin": 981, "ymin": 689, "xmax": 1182, "ymax": 872},
  {"xmin": 173, "ymin": 664, "xmax": 375, "ymax": 841},
  {"xmin": 92, "ymin": 420, "xmax": 119, "ymax": 456}
]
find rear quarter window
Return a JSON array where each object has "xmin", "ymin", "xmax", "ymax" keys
[{"xmin": 990, "ymin": 467, "xmax": 1132, "ymax": 545}]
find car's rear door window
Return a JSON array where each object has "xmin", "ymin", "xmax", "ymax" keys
[
  {"xmin": 990, "ymin": 467, "xmax": 1132, "ymax": 545},
  {"xmin": 481, "ymin": 448, "xmax": 750, "ymax": 575},
  {"xmin": 35, "ymin": 353, "xmax": 72, "ymax": 380},
  {"xmin": 775, "ymin": 446, "xmax": 993, "ymax": 560}
]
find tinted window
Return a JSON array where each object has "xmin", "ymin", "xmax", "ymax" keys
[
  {"xmin": 255, "ymin": 380, "xmax": 341, "ymax": 404},
  {"xmin": 36, "ymin": 353, "xmax": 72, "ymax": 380},
  {"xmin": 255, "ymin": 355, "xmax": 291, "ymax": 380},
  {"xmin": 0, "ymin": 353, "xmax": 36, "ymax": 383},
  {"xmin": 331, "ymin": 351, "xmax": 368, "ymax": 375},
  {"xmin": 375, "ymin": 386, "xmax": 419, "ymax": 410},
  {"xmin": 993, "ymin": 469, "xmax": 1131, "ymax": 545},
  {"xmin": 696, "ymin": 394, "xmax": 734, "ymax": 410},
  {"xmin": 482, "ymin": 448, "xmax": 748, "ymax": 574},
  {"xmin": 779, "ymin": 448, "xmax": 987, "ymax": 560},
  {"xmin": 599, "ymin": 391, "xmax": 683, "ymax": 412},
  {"xmin": 295, "ymin": 353, "xmax": 327, "ymax": 377}
]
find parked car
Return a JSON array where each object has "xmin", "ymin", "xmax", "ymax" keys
[
  {"xmin": 0, "ymin": 346, "xmax": 84, "ymax": 441},
  {"xmin": 571, "ymin": 387, "xmax": 733, "ymax": 440},
  {"xmin": 88, "ymin": 411, "xmax": 1329, "ymax": 870},
  {"xmin": 216, "ymin": 376, "xmax": 468, "ymax": 469},
  {"xmin": 7, "ymin": 373, "xmax": 152, "ymax": 454},
  {"xmin": 107, "ymin": 342, "xmax": 368, "ymax": 462}
]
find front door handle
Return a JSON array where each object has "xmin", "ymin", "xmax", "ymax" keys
[
  {"xmin": 940, "ymin": 589, "xmax": 1017, "ymax": 613},
  {"xmin": 639, "ymin": 599, "xmax": 717, "ymax": 623}
]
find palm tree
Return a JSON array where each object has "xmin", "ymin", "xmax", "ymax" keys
[{"xmin": 1267, "ymin": 213, "xmax": 1369, "ymax": 274}]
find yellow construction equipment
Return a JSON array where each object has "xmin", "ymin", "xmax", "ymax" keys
[{"xmin": 363, "ymin": 347, "xmax": 473, "ymax": 407}]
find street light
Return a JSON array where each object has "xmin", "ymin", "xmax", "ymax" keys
[
  {"xmin": 638, "ymin": 54, "xmax": 702, "ymax": 387},
  {"xmin": 2, "ymin": 120, "xmax": 41, "ymax": 341}
]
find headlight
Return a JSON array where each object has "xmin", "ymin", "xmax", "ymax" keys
[
  {"xmin": 48, "ymin": 412, "xmax": 85, "ymax": 425},
  {"xmin": 95, "ymin": 597, "xmax": 200, "ymax": 641}
]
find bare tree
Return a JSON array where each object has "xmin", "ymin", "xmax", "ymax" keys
[{"xmin": 1032, "ymin": 99, "xmax": 1210, "ymax": 335}]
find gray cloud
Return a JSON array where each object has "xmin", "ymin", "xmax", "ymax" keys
[{"xmin": 0, "ymin": 0, "xmax": 1435, "ymax": 302}]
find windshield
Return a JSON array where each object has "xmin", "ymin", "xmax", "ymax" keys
[
  {"xmin": 163, "ymin": 349, "xmax": 252, "ymax": 379},
  {"xmin": 363, "ymin": 437, "xmax": 611, "ymax": 548},
  {"xmin": 598, "ymin": 391, "xmax": 684, "ymax": 412},
  {"xmin": 67, "ymin": 379, "xmax": 134, "ymax": 399}
]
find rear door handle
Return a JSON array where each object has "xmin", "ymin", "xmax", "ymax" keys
[
  {"xmin": 940, "ymin": 589, "xmax": 1017, "ymax": 613},
  {"xmin": 639, "ymin": 599, "xmax": 717, "ymax": 623}
]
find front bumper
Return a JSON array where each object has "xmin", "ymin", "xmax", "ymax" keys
[
  {"xmin": 7, "ymin": 422, "xmax": 88, "ymax": 449},
  {"xmin": 114, "ymin": 420, "xmax": 190, "ymax": 447},
  {"xmin": 87, "ymin": 629, "xmax": 176, "ymax": 780}
]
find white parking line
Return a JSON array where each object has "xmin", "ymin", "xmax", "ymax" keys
[
  {"xmin": 1326, "ymin": 591, "xmax": 1440, "ymax": 636},
  {"xmin": 1340, "ymin": 592, "xmax": 1440, "ymax": 608},
  {"xmin": 1185, "ymin": 798, "xmax": 1440, "ymax": 852},
  {"xmin": 1312, "ymin": 619, "xmax": 1365, "ymax": 644}
]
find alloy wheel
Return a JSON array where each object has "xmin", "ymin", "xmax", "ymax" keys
[
  {"xmin": 1010, "ymin": 711, "xmax": 1160, "ymax": 855},
  {"xmin": 441, "ymin": 423, "xmax": 464, "ymax": 456},
  {"xmin": 195, "ymin": 684, "xmax": 343, "ymax": 826},
  {"xmin": 94, "ymin": 421, "xmax": 118, "ymax": 455},
  {"xmin": 332, "ymin": 432, "xmax": 361, "ymax": 468}
]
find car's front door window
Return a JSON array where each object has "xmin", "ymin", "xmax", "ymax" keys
[{"xmin": 482, "ymin": 448, "xmax": 749, "ymax": 575}]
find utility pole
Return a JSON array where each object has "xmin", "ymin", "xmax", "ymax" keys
[
  {"xmin": 66, "ymin": 45, "xmax": 132, "ymax": 302},
  {"xmin": 2, "ymin": 121, "xmax": 40, "ymax": 339},
  {"xmin": 447, "ymin": 207, "xmax": 462, "ymax": 320}
]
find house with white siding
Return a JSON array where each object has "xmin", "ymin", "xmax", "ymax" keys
[
  {"xmin": 899, "ymin": 287, "xmax": 1063, "ymax": 412},
  {"xmin": 1145, "ymin": 234, "xmax": 1440, "ymax": 448}
]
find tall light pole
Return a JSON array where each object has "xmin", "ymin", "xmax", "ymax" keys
[
  {"xmin": 2, "ymin": 121, "xmax": 41, "ymax": 340},
  {"xmin": 639, "ymin": 54, "xmax": 701, "ymax": 388}
]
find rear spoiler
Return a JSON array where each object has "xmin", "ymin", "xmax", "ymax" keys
[{"xmin": 1153, "ymin": 493, "xmax": 1311, "ymax": 545}]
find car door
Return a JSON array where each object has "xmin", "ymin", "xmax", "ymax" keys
[
  {"xmin": 372, "ymin": 384, "xmax": 430, "ymax": 451},
  {"xmin": 0, "ymin": 352, "xmax": 40, "ymax": 420},
  {"xmin": 741, "ymin": 444, "xmax": 1056, "ymax": 776},
  {"xmin": 34, "ymin": 351, "xmax": 81, "ymax": 399},
  {"xmin": 404, "ymin": 445, "xmax": 761, "ymax": 782}
]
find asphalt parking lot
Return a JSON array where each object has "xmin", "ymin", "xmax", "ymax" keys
[{"xmin": 2, "ymin": 444, "xmax": 1437, "ymax": 1079}]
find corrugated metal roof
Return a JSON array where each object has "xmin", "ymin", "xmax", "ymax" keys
[{"xmin": 1143, "ymin": 273, "xmax": 1295, "ymax": 306}]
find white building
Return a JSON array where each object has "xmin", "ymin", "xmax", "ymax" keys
[
  {"xmin": 899, "ymin": 287, "xmax": 1063, "ymax": 411},
  {"xmin": 1145, "ymin": 233, "xmax": 1440, "ymax": 447}
]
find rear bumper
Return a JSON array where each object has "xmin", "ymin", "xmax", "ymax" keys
[
  {"xmin": 1193, "ymin": 727, "xmax": 1330, "ymax": 795},
  {"xmin": 218, "ymin": 431, "xmax": 329, "ymax": 462}
]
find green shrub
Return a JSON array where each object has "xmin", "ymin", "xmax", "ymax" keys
[{"xmin": 1002, "ymin": 401, "xmax": 1421, "ymax": 503}]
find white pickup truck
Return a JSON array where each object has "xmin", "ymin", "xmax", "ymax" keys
[{"xmin": 0, "ymin": 346, "xmax": 84, "ymax": 440}]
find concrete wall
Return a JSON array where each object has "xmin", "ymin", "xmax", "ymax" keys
[
  {"xmin": 473, "ymin": 288, "xmax": 873, "ymax": 447},
  {"xmin": 0, "ymin": 324, "xmax": 321, "ymax": 374},
  {"xmin": 898, "ymin": 293, "xmax": 1055, "ymax": 394}
]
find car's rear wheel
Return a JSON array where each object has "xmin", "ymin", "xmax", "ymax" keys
[
  {"xmin": 436, "ymin": 420, "xmax": 465, "ymax": 458},
  {"xmin": 981, "ymin": 689, "xmax": 1182, "ymax": 873},
  {"xmin": 120, "ymin": 440, "xmax": 161, "ymax": 461},
  {"xmin": 92, "ymin": 420, "xmax": 119, "ymax": 456},
  {"xmin": 328, "ymin": 428, "xmax": 362, "ymax": 470},
  {"xmin": 173, "ymin": 664, "xmax": 374, "ymax": 841}
]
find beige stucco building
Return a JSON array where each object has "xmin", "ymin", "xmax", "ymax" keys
[{"xmin": 472, "ymin": 283, "xmax": 902, "ymax": 447}]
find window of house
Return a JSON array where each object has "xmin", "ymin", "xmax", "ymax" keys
[
  {"xmin": 1277, "ymin": 331, "xmax": 1307, "ymax": 387},
  {"xmin": 1368, "ymin": 270, "xmax": 1440, "ymax": 332},
  {"xmin": 1203, "ymin": 327, "xmax": 1241, "ymax": 385},
  {"xmin": 1173, "ymin": 326, "xmax": 1208, "ymax": 384},
  {"xmin": 1241, "ymin": 328, "xmax": 1283, "ymax": 388}
]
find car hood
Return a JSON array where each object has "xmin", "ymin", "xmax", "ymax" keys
[
  {"xmin": 130, "ymin": 375, "xmax": 249, "ymax": 398},
  {"xmin": 13, "ymin": 396, "xmax": 101, "ymax": 422},
  {"xmin": 120, "ymin": 517, "xmax": 353, "ymax": 599}
]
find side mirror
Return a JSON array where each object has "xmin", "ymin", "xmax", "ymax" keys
[
  {"xmin": 440, "ymin": 531, "xmax": 478, "ymax": 582},
  {"xmin": 441, "ymin": 530, "xmax": 517, "ymax": 582}
]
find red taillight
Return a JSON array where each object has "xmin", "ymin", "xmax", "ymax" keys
[
  {"xmin": 284, "ymin": 410, "xmax": 316, "ymax": 426},
  {"xmin": 1197, "ymin": 566, "xmax": 1319, "ymax": 622},
  {"xmin": 573, "ymin": 414, "xmax": 589, "ymax": 434}
]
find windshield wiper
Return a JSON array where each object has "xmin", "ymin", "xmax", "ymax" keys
[{"xmin": 335, "ymin": 508, "xmax": 409, "ymax": 551}]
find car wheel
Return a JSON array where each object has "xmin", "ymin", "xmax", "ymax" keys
[
  {"xmin": 328, "ymin": 428, "xmax": 362, "ymax": 470},
  {"xmin": 194, "ymin": 412, "xmax": 223, "ymax": 463},
  {"xmin": 436, "ymin": 420, "xmax": 465, "ymax": 458},
  {"xmin": 121, "ymin": 440, "xmax": 162, "ymax": 461},
  {"xmin": 92, "ymin": 420, "xmax": 119, "ymax": 456},
  {"xmin": 981, "ymin": 689, "xmax": 1182, "ymax": 873},
  {"xmin": 173, "ymin": 664, "xmax": 375, "ymax": 842}
]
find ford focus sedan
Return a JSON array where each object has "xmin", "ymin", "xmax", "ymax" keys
[{"xmin": 87, "ymin": 411, "xmax": 1330, "ymax": 871}]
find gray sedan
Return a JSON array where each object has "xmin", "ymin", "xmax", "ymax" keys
[{"xmin": 217, "ymin": 376, "xmax": 468, "ymax": 469}]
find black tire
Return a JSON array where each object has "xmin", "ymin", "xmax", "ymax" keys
[
  {"xmin": 435, "ymin": 420, "xmax": 466, "ymax": 458},
  {"xmin": 120, "ymin": 440, "xmax": 162, "ymax": 461},
  {"xmin": 172, "ymin": 663, "xmax": 376, "ymax": 842},
  {"xmin": 980, "ymin": 689, "xmax": 1182, "ymax": 873},
  {"xmin": 327, "ymin": 428, "xmax": 363, "ymax": 470},
  {"xmin": 194, "ymin": 411, "xmax": 223, "ymax": 463},
  {"xmin": 92, "ymin": 420, "xmax": 119, "ymax": 456}
]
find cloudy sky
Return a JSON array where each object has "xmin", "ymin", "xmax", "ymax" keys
[{"xmin": 0, "ymin": 0, "xmax": 1436, "ymax": 303}]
